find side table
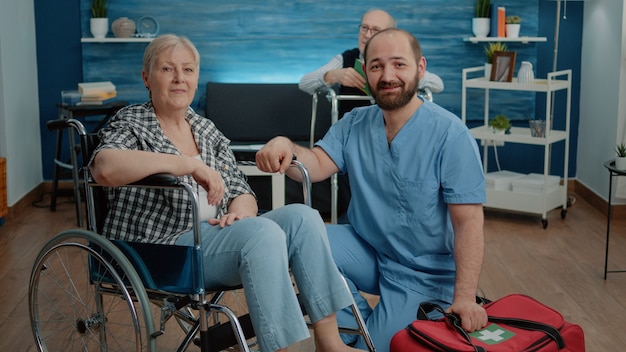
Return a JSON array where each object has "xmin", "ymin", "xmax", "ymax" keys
[
  {"xmin": 51, "ymin": 101, "xmax": 127, "ymax": 226},
  {"xmin": 603, "ymin": 159, "xmax": 626, "ymax": 279}
]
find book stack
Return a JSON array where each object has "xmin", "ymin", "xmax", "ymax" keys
[
  {"xmin": 78, "ymin": 81, "xmax": 117, "ymax": 105},
  {"xmin": 490, "ymin": 4, "xmax": 506, "ymax": 38}
]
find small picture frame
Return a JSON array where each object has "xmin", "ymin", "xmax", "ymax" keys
[{"xmin": 490, "ymin": 51, "xmax": 516, "ymax": 82}]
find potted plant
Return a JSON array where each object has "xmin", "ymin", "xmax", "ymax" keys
[
  {"xmin": 506, "ymin": 15, "xmax": 522, "ymax": 38},
  {"xmin": 615, "ymin": 143, "xmax": 626, "ymax": 170},
  {"xmin": 472, "ymin": 0, "xmax": 491, "ymax": 37},
  {"xmin": 90, "ymin": 0, "xmax": 108, "ymax": 39},
  {"xmin": 483, "ymin": 42, "xmax": 507, "ymax": 78},
  {"xmin": 488, "ymin": 114, "xmax": 511, "ymax": 134}
]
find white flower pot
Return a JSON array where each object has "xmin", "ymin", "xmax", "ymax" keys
[
  {"xmin": 615, "ymin": 157, "xmax": 626, "ymax": 170},
  {"xmin": 472, "ymin": 18, "xmax": 490, "ymax": 38},
  {"xmin": 484, "ymin": 63, "xmax": 492, "ymax": 79},
  {"xmin": 506, "ymin": 24, "xmax": 520, "ymax": 38},
  {"xmin": 90, "ymin": 18, "xmax": 109, "ymax": 39}
]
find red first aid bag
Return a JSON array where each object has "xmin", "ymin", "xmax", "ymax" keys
[{"xmin": 390, "ymin": 294, "xmax": 585, "ymax": 351}]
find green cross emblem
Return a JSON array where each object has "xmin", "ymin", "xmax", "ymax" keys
[{"xmin": 469, "ymin": 323, "xmax": 515, "ymax": 345}]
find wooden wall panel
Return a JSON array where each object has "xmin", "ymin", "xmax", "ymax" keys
[{"xmin": 80, "ymin": 0, "xmax": 542, "ymax": 120}]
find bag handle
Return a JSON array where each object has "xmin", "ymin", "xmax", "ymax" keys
[
  {"xmin": 415, "ymin": 303, "xmax": 486, "ymax": 352},
  {"xmin": 415, "ymin": 301, "xmax": 565, "ymax": 350},
  {"xmin": 416, "ymin": 297, "xmax": 489, "ymax": 321}
]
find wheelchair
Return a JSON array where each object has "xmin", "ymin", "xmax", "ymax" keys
[{"xmin": 29, "ymin": 118, "xmax": 376, "ymax": 352}]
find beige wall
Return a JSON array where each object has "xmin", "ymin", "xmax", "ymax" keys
[
  {"xmin": 0, "ymin": 0, "xmax": 42, "ymax": 206},
  {"xmin": 576, "ymin": 0, "xmax": 625, "ymax": 203}
]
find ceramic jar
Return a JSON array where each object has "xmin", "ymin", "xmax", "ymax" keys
[
  {"xmin": 518, "ymin": 61, "xmax": 535, "ymax": 84},
  {"xmin": 112, "ymin": 17, "xmax": 136, "ymax": 38}
]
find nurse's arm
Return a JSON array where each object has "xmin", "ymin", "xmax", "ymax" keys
[
  {"xmin": 256, "ymin": 136, "xmax": 339, "ymax": 183},
  {"xmin": 446, "ymin": 203, "xmax": 488, "ymax": 332}
]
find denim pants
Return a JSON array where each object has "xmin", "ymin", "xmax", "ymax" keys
[
  {"xmin": 327, "ymin": 224, "xmax": 448, "ymax": 352},
  {"xmin": 176, "ymin": 204, "xmax": 353, "ymax": 352}
]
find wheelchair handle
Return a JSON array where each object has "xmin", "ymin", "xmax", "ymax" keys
[{"xmin": 289, "ymin": 159, "xmax": 312, "ymax": 208}]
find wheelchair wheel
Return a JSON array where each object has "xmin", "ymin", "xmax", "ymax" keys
[{"xmin": 29, "ymin": 229, "xmax": 157, "ymax": 352}]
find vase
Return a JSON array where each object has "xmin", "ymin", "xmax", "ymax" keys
[
  {"xmin": 506, "ymin": 24, "xmax": 521, "ymax": 38},
  {"xmin": 472, "ymin": 18, "xmax": 490, "ymax": 38},
  {"xmin": 484, "ymin": 62, "xmax": 492, "ymax": 79},
  {"xmin": 112, "ymin": 17, "xmax": 136, "ymax": 38},
  {"xmin": 517, "ymin": 61, "xmax": 534, "ymax": 84},
  {"xmin": 90, "ymin": 18, "xmax": 109, "ymax": 39},
  {"xmin": 616, "ymin": 157, "xmax": 626, "ymax": 170},
  {"xmin": 528, "ymin": 120, "xmax": 545, "ymax": 137}
]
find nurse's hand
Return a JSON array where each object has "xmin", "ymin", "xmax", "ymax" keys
[
  {"xmin": 446, "ymin": 299, "xmax": 487, "ymax": 332},
  {"xmin": 256, "ymin": 136, "xmax": 294, "ymax": 174}
]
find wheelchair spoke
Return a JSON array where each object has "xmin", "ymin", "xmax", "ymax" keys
[
  {"xmin": 30, "ymin": 229, "xmax": 261, "ymax": 352},
  {"xmin": 30, "ymin": 241, "xmax": 145, "ymax": 352}
]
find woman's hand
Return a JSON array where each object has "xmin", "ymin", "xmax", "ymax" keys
[
  {"xmin": 208, "ymin": 194, "xmax": 258, "ymax": 228},
  {"xmin": 190, "ymin": 160, "xmax": 225, "ymax": 205},
  {"xmin": 208, "ymin": 212, "xmax": 245, "ymax": 228}
]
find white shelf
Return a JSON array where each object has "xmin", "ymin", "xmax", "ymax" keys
[
  {"xmin": 469, "ymin": 126, "xmax": 567, "ymax": 145},
  {"xmin": 461, "ymin": 66, "xmax": 572, "ymax": 227},
  {"xmin": 81, "ymin": 37, "xmax": 154, "ymax": 43},
  {"xmin": 463, "ymin": 36, "xmax": 547, "ymax": 44},
  {"xmin": 484, "ymin": 186, "xmax": 565, "ymax": 214},
  {"xmin": 464, "ymin": 76, "xmax": 570, "ymax": 92}
]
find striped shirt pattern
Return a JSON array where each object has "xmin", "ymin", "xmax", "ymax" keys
[{"xmin": 93, "ymin": 102, "xmax": 254, "ymax": 244}]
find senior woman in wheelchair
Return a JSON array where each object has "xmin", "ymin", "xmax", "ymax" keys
[{"xmin": 89, "ymin": 34, "xmax": 361, "ymax": 352}]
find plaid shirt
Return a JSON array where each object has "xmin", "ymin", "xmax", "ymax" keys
[{"xmin": 92, "ymin": 102, "xmax": 254, "ymax": 244}]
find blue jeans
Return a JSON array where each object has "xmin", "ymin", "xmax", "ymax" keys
[{"xmin": 176, "ymin": 204, "xmax": 353, "ymax": 352}]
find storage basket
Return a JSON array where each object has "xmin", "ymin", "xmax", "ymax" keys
[{"xmin": 0, "ymin": 157, "xmax": 7, "ymax": 218}]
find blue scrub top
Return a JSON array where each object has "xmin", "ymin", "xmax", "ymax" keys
[{"xmin": 316, "ymin": 100, "xmax": 485, "ymax": 299}]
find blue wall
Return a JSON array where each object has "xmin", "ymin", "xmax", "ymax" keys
[{"xmin": 36, "ymin": 0, "xmax": 583, "ymax": 180}]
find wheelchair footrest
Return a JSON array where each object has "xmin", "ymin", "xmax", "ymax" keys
[{"xmin": 193, "ymin": 313, "xmax": 255, "ymax": 352}]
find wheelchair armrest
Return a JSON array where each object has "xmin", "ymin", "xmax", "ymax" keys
[{"xmin": 129, "ymin": 173, "xmax": 180, "ymax": 187}]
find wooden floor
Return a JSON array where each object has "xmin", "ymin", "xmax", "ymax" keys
[{"xmin": 2, "ymin": 189, "xmax": 626, "ymax": 351}]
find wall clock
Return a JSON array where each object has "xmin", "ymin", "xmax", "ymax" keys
[{"xmin": 136, "ymin": 16, "xmax": 160, "ymax": 38}]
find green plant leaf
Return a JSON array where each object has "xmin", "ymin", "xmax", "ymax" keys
[
  {"xmin": 488, "ymin": 114, "xmax": 511, "ymax": 130},
  {"xmin": 91, "ymin": 0, "xmax": 107, "ymax": 18},
  {"xmin": 483, "ymin": 42, "xmax": 508, "ymax": 64},
  {"xmin": 615, "ymin": 143, "xmax": 626, "ymax": 157},
  {"xmin": 474, "ymin": 0, "xmax": 491, "ymax": 18}
]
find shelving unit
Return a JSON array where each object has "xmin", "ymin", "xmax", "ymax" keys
[
  {"xmin": 461, "ymin": 66, "xmax": 572, "ymax": 228},
  {"xmin": 463, "ymin": 36, "xmax": 547, "ymax": 44}
]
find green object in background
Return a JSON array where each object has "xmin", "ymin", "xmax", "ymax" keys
[{"xmin": 354, "ymin": 59, "xmax": 371, "ymax": 95}]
